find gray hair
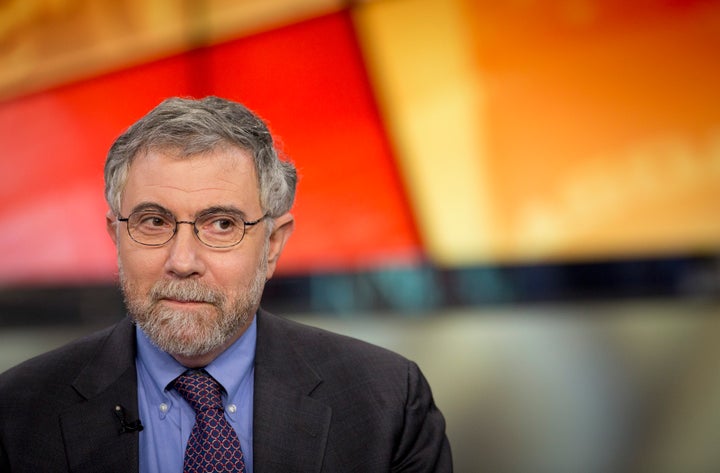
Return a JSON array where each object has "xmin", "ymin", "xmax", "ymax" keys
[{"xmin": 104, "ymin": 96, "xmax": 297, "ymax": 219}]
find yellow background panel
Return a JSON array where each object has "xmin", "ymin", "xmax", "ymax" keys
[{"xmin": 353, "ymin": 0, "xmax": 495, "ymax": 266}]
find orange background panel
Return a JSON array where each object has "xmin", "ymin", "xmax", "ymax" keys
[
  {"xmin": 0, "ymin": 12, "xmax": 420, "ymax": 285},
  {"xmin": 467, "ymin": 0, "xmax": 720, "ymax": 259}
]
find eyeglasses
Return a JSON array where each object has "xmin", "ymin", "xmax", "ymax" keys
[{"xmin": 117, "ymin": 209, "xmax": 268, "ymax": 248}]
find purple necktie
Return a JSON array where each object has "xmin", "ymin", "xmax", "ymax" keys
[{"xmin": 173, "ymin": 370, "xmax": 247, "ymax": 473}]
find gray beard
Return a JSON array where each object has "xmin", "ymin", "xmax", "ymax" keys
[{"xmin": 120, "ymin": 256, "xmax": 267, "ymax": 359}]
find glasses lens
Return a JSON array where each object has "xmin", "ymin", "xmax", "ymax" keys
[
  {"xmin": 195, "ymin": 213, "xmax": 245, "ymax": 247},
  {"xmin": 127, "ymin": 211, "xmax": 175, "ymax": 246}
]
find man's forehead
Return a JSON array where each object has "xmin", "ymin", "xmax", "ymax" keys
[
  {"xmin": 127, "ymin": 147, "xmax": 258, "ymax": 184},
  {"xmin": 121, "ymin": 147, "xmax": 261, "ymax": 209}
]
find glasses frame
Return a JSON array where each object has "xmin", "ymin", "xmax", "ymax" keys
[{"xmin": 117, "ymin": 210, "xmax": 268, "ymax": 248}]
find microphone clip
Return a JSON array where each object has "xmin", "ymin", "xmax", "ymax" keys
[{"xmin": 114, "ymin": 404, "xmax": 144, "ymax": 434}]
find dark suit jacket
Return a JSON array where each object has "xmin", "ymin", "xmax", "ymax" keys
[{"xmin": 0, "ymin": 310, "xmax": 452, "ymax": 472}]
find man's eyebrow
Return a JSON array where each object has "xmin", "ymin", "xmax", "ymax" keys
[
  {"xmin": 196, "ymin": 206, "xmax": 248, "ymax": 218},
  {"xmin": 129, "ymin": 202, "xmax": 172, "ymax": 215}
]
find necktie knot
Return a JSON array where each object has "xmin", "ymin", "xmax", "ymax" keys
[{"xmin": 173, "ymin": 370, "xmax": 224, "ymax": 413}]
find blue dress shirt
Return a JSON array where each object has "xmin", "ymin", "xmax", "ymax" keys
[{"xmin": 135, "ymin": 317, "xmax": 256, "ymax": 473}]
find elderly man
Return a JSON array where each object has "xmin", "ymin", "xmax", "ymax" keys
[{"xmin": 0, "ymin": 96, "xmax": 452, "ymax": 472}]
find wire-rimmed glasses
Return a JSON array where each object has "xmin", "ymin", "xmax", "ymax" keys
[{"xmin": 117, "ymin": 208, "xmax": 267, "ymax": 248}]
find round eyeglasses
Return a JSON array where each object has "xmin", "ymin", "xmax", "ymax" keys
[{"xmin": 117, "ymin": 209, "xmax": 268, "ymax": 248}]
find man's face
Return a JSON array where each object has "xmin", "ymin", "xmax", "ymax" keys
[{"xmin": 107, "ymin": 146, "xmax": 293, "ymax": 365}]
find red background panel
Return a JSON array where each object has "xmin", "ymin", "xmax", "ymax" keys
[{"xmin": 0, "ymin": 11, "xmax": 420, "ymax": 285}]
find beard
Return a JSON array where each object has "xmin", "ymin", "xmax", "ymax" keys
[{"xmin": 120, "ymin": 255, "xmax": 267, "ymax": 359}]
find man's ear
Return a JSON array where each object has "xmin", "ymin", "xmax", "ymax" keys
[
  {"xmin": 106, "ymin": 210, "xmax": 119, "ymax": 246},
  {"xmin": 265, "ymin": 213, "xmax": 294, "ymax": 280}
]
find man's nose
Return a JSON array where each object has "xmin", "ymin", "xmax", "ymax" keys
[{"xmin": 164, "ymin": 222, "xmax": 205, "ymax": 278}]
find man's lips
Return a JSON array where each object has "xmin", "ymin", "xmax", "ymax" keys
[{"xmin": 159, "ymin": 298, "xmax": 211, "ymax": 306}]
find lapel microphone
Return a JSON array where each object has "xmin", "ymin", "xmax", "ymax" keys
[{"xmin": 114, "ymin": 404, "xmax": 144, "ymax": 434}]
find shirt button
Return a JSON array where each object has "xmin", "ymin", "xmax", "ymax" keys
[
  {"xmin": 159, "ymin": 403, "xmax": 169, "ymax": 413},
  {"xmin": 227, "ymin": 404, "xmax": 237, "ymax": 414}
]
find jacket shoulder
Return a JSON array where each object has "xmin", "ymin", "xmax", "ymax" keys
[
  {"xmin": 256, "ymin": 309, "xmax": 416, "ymax": 404},
  {"xmin": 0, "ymin": 319, "xmax": 131, "ymax": 397}
]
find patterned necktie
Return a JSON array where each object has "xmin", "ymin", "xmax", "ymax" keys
[{"xmin": 173, "ymin": 370, "xmax": 247, "ymax": 473}]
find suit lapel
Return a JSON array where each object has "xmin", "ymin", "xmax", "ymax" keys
[
  {"xmin": 253, "ymin": 311, "xmax": 331, "ymax": 473},
  {"xmin": 59, "ymin": 318, "xmax": 140, "ymax": 473}
]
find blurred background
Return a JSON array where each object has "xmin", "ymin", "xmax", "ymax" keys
[{"xmin": 1, "ymin": 0, "xmax": 719, "ymax": 471}]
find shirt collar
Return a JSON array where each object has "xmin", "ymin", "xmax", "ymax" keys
[{"xmin": 135, "ymin": 315, "xmax": 257, "ymax": 399}]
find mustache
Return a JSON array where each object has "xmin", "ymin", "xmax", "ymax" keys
[{"xmin": 149, "ymin": 279, "xmax": 226, "ymax": 306}]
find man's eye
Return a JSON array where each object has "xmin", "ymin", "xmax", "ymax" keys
[
  {"xmin": 136, "ymin": 214, "xmax": 172, "ymax": 228},
  {"xmin": 197, "ymin": 215, "xmax": 240, "ymax": 234},
  {"xmin": 210, "ymin": 217, "xmax": 237, "ymax": 232}
]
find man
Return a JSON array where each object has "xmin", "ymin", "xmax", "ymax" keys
[{"xmin": 0, "ymin": 96, "xmax": 452, "ymax": 472}]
